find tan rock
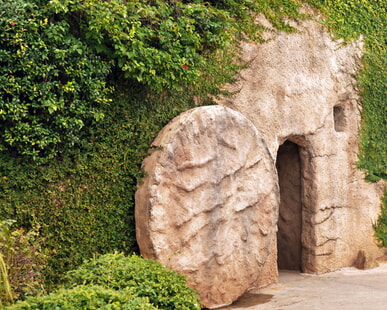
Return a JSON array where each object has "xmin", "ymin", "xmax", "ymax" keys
[
  {"xmin": 135, "ymin": 106, "xmax": 279, "ymax": 308},
  {"xmin": 218, "ymin": 17, "xmax": 385, "ymax": 275},
  {"xmin": 355, "ymin": 250, "xmax": 379, "ymax": 270}
]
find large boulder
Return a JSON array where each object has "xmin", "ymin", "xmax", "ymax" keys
[{"xmin": 135, "ymin": 106, "xmax": 279, "ymax": 308}]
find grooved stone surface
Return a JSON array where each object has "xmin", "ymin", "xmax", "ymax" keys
[{"xmin": 135, "ymin": 106, "xmax": 279, "ymax": 309}]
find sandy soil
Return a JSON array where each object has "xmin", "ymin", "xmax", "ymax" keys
[{"xmin": 220, "ymin": 262, "xmax": 387, "ymax": 310}]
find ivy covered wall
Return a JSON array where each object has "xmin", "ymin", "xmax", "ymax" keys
[{"xmin": 0, "ymin": 0, "xmax": 385, "ymax": 288}]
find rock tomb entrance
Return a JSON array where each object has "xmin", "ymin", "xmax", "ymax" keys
[
  {"xmin": 135, "ymin": 16, "xmax": 386, "ymax": 309},
  {"xmin": 276, "ymin": 139, "xmax": 303, "ymax": 272},
  {"xmin": 135, "ymin": 105, "xmax": 384, "ymax": 309}
]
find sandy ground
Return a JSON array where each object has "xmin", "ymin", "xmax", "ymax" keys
[{"xmin": 220, "ymin": 263, "xmax": 387, "ymax": 310}]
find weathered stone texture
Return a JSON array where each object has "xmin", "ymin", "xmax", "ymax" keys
[
  {"xmin": 135, "ymin": 106, "xmax": 279, "ymax": 308},
  {"xmin": 218, "ymin": 17, "xmax": 385, "ymax": 275}
]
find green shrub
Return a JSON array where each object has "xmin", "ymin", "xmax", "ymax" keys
[
  {"xmin": 66, "ymin": 253, "xmax": 201, "ymax": 310},
  {"xmin": 0, "ymin": 0, "xmax": 111, "ymax": 163},
  {"xmin": 0, "ymin": 91, "xmax": 198, "ymax": 287},
  {"xmin": 0, "ymin": 220, "xmax": 47, "ymax": 306},
  {"xmin": 5, "ymin": 285, "xmax": 157, "ymax": 310},
  {"xmin": 0, "ymin": 0, "xmax": 303, "ymax": 163}
]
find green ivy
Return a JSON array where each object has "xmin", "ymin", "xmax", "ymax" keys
[
  {"xmin": 374, "ymin": 192, "xmax": 387, "ymax": 248},
  {"xmin": 0, "ymin": 88, "xmax": 199, "ymax": 287}
]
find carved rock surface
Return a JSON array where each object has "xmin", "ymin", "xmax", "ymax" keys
[{"xmin": 135, "ymin": 106, "xmax": 279, "ymax": 308}]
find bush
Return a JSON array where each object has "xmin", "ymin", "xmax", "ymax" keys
[
  {"xmin": 0, "ymin": 0, "xmax": 303, "ymax": 163},
  {"xmin": 5, "ymin": 253, "xmax": 200, "ymax": 309},
  {"xmin": 65, "ymin": 253, "xmax": 201, "ymax": 310},
  {"xmin": 5, "ymin": 285, "xmax": 157, "ymax": 310},
  {"xmin": 0, "ymin": 91, "xmax": 197, "ymax": 286},
  {"xmin": 0, "ymin": 0, "xmax": 111, "ymax": 163}
]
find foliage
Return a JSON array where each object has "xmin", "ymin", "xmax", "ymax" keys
[
  {"xmin": 5, "ymin": 285, "xmax": 157, "ymax": 310},
  {"xmin": 0, "ymin": 220, "xmax": 47, "ymax": 306},
  {"xmin": 0, "ymin": 0, "xmax": 112, "ymax": 163},
  {"xmin": 6, "ymin": 253, "xmax": 200, "ymax": 309},
  {"xmin": 0, "ymin": 0, "xmax": 306, "ymax": 287},
  {"xmin": 65, "ymin": 253, "xmax": 201, "ymax": 310},
  {"xmin": 0, "ymin": 88, "xmax": 199, "ymax": 287},
  {"xmin": 0, "ymin": 0, "xmax": 303, "ymax": 163},
  {"xmin": 374, "ymin": 192, "xmax": 387, "ymax": 248}
]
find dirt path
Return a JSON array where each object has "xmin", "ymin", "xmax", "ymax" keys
[{"xmin": 221, "ymin": 263, "xmax": 387, "ymax": 310}]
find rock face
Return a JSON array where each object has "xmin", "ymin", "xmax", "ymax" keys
[
  {"xmin": 135, "ymin": 106, "xmax": 279, "ymax": 308},
  {"xmin": 218, "ymin": 16, "xmax": 385, "ymax": 278},
  {"xmin": 136, "ymin": 16, "xmax": 385, "ymax": 309}
]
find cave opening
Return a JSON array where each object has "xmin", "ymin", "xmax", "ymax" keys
[{"xmin": 276, "ymin": 140, "xmax": 303, "ymax": 271}]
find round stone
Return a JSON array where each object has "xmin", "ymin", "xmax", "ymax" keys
[{"xmin": 135, "ymin": 106, "xmax": 279, "ymax": 308}]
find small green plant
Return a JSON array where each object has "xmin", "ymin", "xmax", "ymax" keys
[
  {"xmin": 0, "ymin": 219, "xmax": 47, "ymax": 305},
  {"xmin": 374, "ymin": 192, "xmax": 387, "ymax": 247},
  {"xmin": 66, "ymin": 253, "xmax": 201, "ymax": 310},
  {"xmin": 0, "ymin": 0, "xmax": 112, "ymax": 163},
  {"xmin": 6, "ymin": 253, "xmax": 201, "ymax": 309},
  {"xmin": 5, "ymin": 285, "xmax": 157, "ymax": 310}
]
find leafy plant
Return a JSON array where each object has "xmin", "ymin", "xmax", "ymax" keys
[
  {"xmin": 0, "ymin": 0, "xmax": 112, "ymax": 163},
  {"xmin": 66, "ymin": 253, "xmax": 201, "ymax": 310},
  {"xmin": 0, "ymin": 0, "xmax": 304, "ymax": 163},
  {"xmin": 5, "ymin": 285, "xmax": 157, "ymax": 310},
  {"xmin": 374, "ymin": 192, "xmax": 387, "ymax": 247}
]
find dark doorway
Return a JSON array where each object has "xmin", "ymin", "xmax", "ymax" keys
[{"xmin": 276, "ymin": 140, "xmax": 302, "ymax": 271}]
